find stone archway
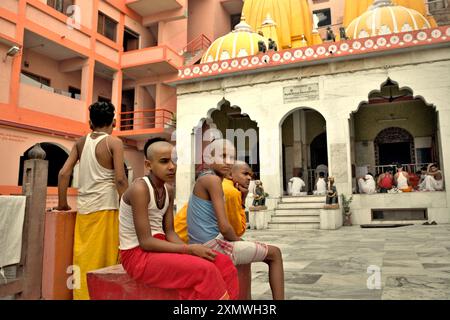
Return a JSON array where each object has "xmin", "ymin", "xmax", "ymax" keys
[
  {"xmin": 374, "ymin": 127, "xmax": 415, "ymax": 165},
  {"xmin": 350, "ymin": 78, "xmax": 441, "ymax": 190},
  {"xmin": 193, "ymin": 99, "xmax": 259, "ymax": 177},
  {"xmin": 280, "ymin": 107, "xmax": 327, "ymax": 194},
  {"xmin": 18, "ymin": 142, "xmax": 70, "ymax": 187}
]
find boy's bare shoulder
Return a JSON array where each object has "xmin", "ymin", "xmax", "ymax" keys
[
  {"xmin": 128, "ymin": 178, "xmax": 148, "ymax": 197},
  {"xmin": 197, "ymin": 174, "xmax": 222, "ymax": 188},
  {"xmin": 108, "ymin": 135, "xmax": 124, "ymax": 146}
]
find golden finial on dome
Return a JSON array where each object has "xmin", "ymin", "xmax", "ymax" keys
[
  {"xmin": 370, "ymin": 0, "xmax": 394, "ymax": 9},
  {"xmin": 235, "ymin": 14, "xmax": 253, "ymax": 32},
  {"xmin": 262, "ymin": 13, "xmax": 276, "ymax": 26}
]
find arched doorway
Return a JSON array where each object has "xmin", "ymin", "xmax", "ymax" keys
[
  {"xmin": 350, "ymin": 78, "xmax": 441, "ymax": 191},
  {"xmin": 374, "ymin": 127, "xmax": 415, "ymax": 165},
  {"xmin": 194, "ymin": 99, "xmax": 259, "ymax": 177},
  {"xmin": 281, "ymin": 108, "xmax": 327, "ymax": 194},
  {"xmin": 310, "ymin": 132, "xmax": 328, "ymax": 169},
  {"xmin": 18, "ymin": 143, "xmax": 70, "ymax": 187}
]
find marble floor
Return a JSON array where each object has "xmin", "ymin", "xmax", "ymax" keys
[{"xmin": 244, "ymin": 224, "xmax": 450, "ymax": 300}]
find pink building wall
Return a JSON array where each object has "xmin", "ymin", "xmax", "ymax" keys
[
  {"xmin": 188, "ymin": 0, "xmax": 231, "ymax": 44},
  {"xmin": 21, "ymin": 49, "xmax": 82, "ymax": 92},
  {"xmin": 0, "ymin": 44, "xmax": 13, "ymax": 104},
  {"xmin": 0, "ymin": 126, "xmax": 74, "ymax": 186}
]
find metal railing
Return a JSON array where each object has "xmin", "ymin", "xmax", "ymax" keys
[
  {"xmin": 182, "ymin": 34, "xmax": 212, "ymax": 55},
  {"xmin": 119, "ymin": 108, "xmax": 174, "ymax": 131},
  {"xmin": 374, "ymin": 163, "xmax": 434, "ymax": 175}
]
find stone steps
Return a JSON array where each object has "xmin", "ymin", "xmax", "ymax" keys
[
  {"xmin": 280, "ymin": 196, "xmax": 326, "ymax": 203},
  {"xmin": 277, "ymin": 202, "xmax": 324, "ymax": 209},
  {"xmin": 268, "ymin": 196, "xmax": 325, "ymax": 230},
  {"xmin": 274, "ymin": 208, "xmax": 321, "ymax": 216},
  {"xmin": 268, "ymin": 222, "xmax": 320, "ymax": 230},
  {"xmin": 271, "ymin": 215, "xmax": 320, "ymax": 223}
]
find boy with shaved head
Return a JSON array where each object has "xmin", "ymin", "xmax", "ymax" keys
[
  {"xmin": 174, "ymin": 160, "xmax": 251, "ymax": 243},
  {"xmin": 187, "ymin": 139, "xmax": 285, "ymax": 300},
  {"xmin": 118, "ymin": 137, "xmax": 239, "ymax": 300}
]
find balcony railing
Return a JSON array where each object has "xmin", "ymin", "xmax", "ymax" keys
[
  {"xmin": 182, "ymin": 34, "xmax": 212, "ymax": 55},
  {"xmin": 374, "ymin": 163, "xmax": 435, "ymax": 176},
  {"xmin": 119, "ymin": 108, "xmax": 174, "ymax": 131},
  {"xmin": 20, "ymin": 73, "xmax": 81, "ymax": 100}
]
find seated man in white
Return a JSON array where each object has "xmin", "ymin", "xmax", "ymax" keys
[
  {"xmin": 314, "ymin": 172, "xmax": 327, "ymax": 195},
  {"xmin": 289, "ymin": 174, "xmax": 306, "ymax": 196},
  {"xmin": 358, "ymin": 174, "xmax": 376, "ymax": 194},
  {"xmin": 420, "ymin": 163, "xmax": 444, "ymax": 191}
]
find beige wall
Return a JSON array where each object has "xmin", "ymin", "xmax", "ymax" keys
[{"xmin": 354, "ymin": 100, "xmax": 436, "ymax": 141}]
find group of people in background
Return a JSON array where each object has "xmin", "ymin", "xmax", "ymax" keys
[{"xmin": 358, "ymin": 163, "xmax": 444, "ymax": 194}]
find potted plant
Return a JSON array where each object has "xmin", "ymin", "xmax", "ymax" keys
[{"xmin": 341, "ymin": 194, "xmax": 353, "ymax": 226}]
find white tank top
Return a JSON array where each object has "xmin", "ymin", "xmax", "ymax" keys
[
  {"xmin": 119, "ymin": 176, "xmax": 169, "ymax": 250},
  {"xmin": 397, "ymin": 172, "xmax": 408, "ymax": 189},
  {"xmin": 77, "ymin": 133, "xmax": 119, "ymax": 214}
]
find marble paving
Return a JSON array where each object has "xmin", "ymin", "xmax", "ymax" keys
[{"xmin": 244, "ymin": 224, "xmax": 450, "ymax": 300}]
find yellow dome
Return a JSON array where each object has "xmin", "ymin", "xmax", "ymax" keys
[
  {"xmin": 344, "ymin": 0, "xmax": 437, "ymax": 28},
  {"xmin": 242, "ymin": 0, "xmax": 313, "ymax": 49},
  {"xmin": 346, "ymin": 0, "xmax": 431, "ymax": 39},
  {"xmin": 201, "ymin": 18, "xmax": 268, "ymax": 63}
]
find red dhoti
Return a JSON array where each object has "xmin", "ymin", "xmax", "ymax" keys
[{"xmin": 120, "ymin": 235, "xmax": 239, "ymax": 300}]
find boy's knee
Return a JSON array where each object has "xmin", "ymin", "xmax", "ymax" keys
[{"xmin": 267, "ymin": 245, "xmax": 282, "ymax": 260}]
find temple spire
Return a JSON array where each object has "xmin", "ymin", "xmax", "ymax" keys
[{"xmin": 370, "ymin": 0, "xmax": 394, "ymax": 9}]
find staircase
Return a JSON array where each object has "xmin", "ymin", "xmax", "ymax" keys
[
  {"xmin": 268, "ymin": 196, "xmax": 326, "ymax": 230},
  {"xmin": 181, "ymin": 34, "xmax": 211, "ymax": 66}
]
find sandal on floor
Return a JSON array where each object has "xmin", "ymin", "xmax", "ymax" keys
[
  {"xmin": 423, "ymin": 221, "xmax": 430, "ymax": 225},
  {"xmin": 431, "ymin": 221, "xmax": 437, "ymax": 225}
]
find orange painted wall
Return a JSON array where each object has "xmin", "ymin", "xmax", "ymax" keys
[
  {"xmin": 0, "ymin": 0, "xmax": 19, "ymax": 13},
  {"xmin": 93, "ymin": 75, "xmax": 113, "ymax": 102},
  {"xmin": 188, "ymin": 0, "xmax": 231, "ymax": 44},
  {"xmin": 159, "ymin": 19, "xmax": 187, "ymax": 53},
  {"xmin": 124, "ymin": 15, "xmax": 154, "ymax": 49},
  {"xmin": 0, "ymin": 126, "xmax": 74, "ymax": 186},
  {"xmin": 0, "ymin": 44, "xmax": 13, "ymax": 103},
  {"xmin": 21, "ymin": 49, "xmax": 82, "ymax": 92}
]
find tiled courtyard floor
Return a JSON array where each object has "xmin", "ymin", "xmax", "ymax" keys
[{"xmin": 244, "ymin": 224, "xmax": 450, "ymax": 300}]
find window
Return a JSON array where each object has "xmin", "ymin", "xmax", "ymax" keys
[
  {"xmin": 123, "ymin": 28, "xmax": 140, "ymax": 52},
  {"xmin": 98, "ymin": 12, "xmax": 117, "ymax": 42},
  {"xmin": 312, "ymin": 8, "xmax": 332, "ymax": 27},
  {"xmin": 47, "ymin": 0, "xmax": 73, "ymax": 15},
  {"xmin": 68, "ymin": 86, "xmax": 81, "ymax": 100},
  {"xmin": 21, "ymin": 71, "xmax": 51, "ymax": 87}
]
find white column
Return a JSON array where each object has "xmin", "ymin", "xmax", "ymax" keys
[
  {"xmin": 258, "ymin": 124, "xmax": 282, "ymax": 208},
  {"xmin": 175, "ymin": 127, "xmax": 196, "ymax": 210}
]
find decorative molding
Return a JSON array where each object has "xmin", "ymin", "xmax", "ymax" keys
[{"xmin": 176, "ymin": 27, "xmax": 450, "ymax": 83}]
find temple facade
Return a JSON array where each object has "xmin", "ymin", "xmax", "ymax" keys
[{"xmin": 172, "ymin": 0, "xmax": 450, "ymax": 227}]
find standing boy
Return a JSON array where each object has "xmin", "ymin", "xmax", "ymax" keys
[{"xmin": 56, "ymin": 101, "xmax": 129, "ymax": 300}]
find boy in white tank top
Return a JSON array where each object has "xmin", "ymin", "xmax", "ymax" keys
[
  {"xmin": 118, "ymin": 138, "xmax": 239, "ymax": 300},
  {"xmin": 56, "ymin": 101, "xmax": 128, "ymax": 300}
]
